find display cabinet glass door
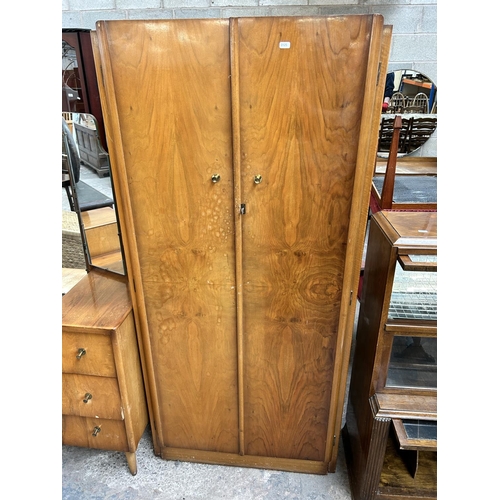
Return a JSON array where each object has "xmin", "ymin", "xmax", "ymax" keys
[
  {"xmin": 385, "ymin": 253, "xmax": 437, "ymax": 391},
  {"xmin": 386, "ymin": 335, "xmax": 437, "ymax": 389},
  {"xmin": 388, "ymin": 256, "xmax": 437, "ymax": 321}
]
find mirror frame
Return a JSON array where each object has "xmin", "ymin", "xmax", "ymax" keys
[{"xmin": 62, "ymin": 117, "xmax": 91, "ymax": 273}]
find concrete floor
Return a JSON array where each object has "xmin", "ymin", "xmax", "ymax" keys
[
  {"xmin": 62, "ymin": 164, "xmax": 358, "ymax": 500},
  {"xmin": 62, "ymin": 425, "xmax": 353, "ymax": 500}
]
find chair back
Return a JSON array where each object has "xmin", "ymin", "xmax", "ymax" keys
[
  {"xmin": 387, "ymin": 92, "xmax": 406, "ymax": 113},
  {"xmin": 378, "ymin": 116, "xmax": 412, "ymax": 154},
  {"xmin": 411, "ymin": 92, "xmax": 429, "ymax": 113},
  {"xmin": 406, "ymin": 117, "xmax": 437, "ymax": 152}
]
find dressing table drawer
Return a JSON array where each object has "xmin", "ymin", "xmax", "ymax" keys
[
  {"xmin": 62, "ymin": 331, "xmax": 116, "ymax": 377},
  {"xmin": 62, "ymin": 415, "xmax": 128, "ymax": 452},
  {"xmin": 62, "ymin": 373, "xmax": 122, "ymax": 420}
]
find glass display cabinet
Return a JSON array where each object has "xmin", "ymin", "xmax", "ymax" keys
[{"xmin": 343, "ymin": 210, "xmax": 437, "ymax": 500}]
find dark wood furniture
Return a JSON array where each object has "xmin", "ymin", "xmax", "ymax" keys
[
  {"xmin": 74, "ymin": 121, "xmax": 110, "ymax": 177},
  {"xmin": 343, "ymin": 210, "xmax": 437, "ymax": 499},
  {"xmin": 372, "ymin": 116, "xmax": 437, "ymax": 213},
  {"xmin": 370, "ymin": 158, "xmax": 437, "ymax": 212},
  {"xmin": 62, "ymin": 29, "xmax": 108, "ymax": 152},
  {"xmin": 377, "ymin": 115, "xmax": 411, "ymax": 153},
  {"xmin": 92, "ymin": 16, "xmax": 392, "ymax": 474},
  {"xmin": 399, "ymin": 76, "xmax": 436, "ymax": 112},
  {"xmin": 63, "ymin": 116, "xmax": 114, "ymax": 212},
  {"xmin": 377, "ymin": 116, "xmax": 437, "ymax": 156},
  {"xmin": 62, "ymin": 269, "xmax": 148, "ymax": 475}
]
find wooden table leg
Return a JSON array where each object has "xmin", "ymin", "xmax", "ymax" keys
[{"xmin": 125, "ymin": 451, "xmax": 137, "ymax": 476}]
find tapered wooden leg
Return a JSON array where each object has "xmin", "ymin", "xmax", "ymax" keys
[{"xmin": 125, "ymin": 452, "xmax": 137, "ymax": 475}]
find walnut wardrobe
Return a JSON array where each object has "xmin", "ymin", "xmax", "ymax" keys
[{"xmin": 92, "ymin": 16, "xmax": 391, "ymax": 474}]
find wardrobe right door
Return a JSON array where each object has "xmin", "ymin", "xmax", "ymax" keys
[{"xmin": 234, "ymin": 15, "xmax": 383, "ymax": 463}]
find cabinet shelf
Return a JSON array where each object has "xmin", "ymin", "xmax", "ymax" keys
[
  {"xmin": 393, "ymin": 419, "xmax": 437, "ymax": 451},
  {"xmin": 379, "ymin": 427, "xmax": 437, "ymax": 495},
  {"xmin": 384, "ymin": 320, "xmax": 436, "ymax": 335}
]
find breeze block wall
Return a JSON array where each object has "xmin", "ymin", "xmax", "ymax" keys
[{"xmin": 62, "ymin": 1, "xmax": 437, "ymax": 156}]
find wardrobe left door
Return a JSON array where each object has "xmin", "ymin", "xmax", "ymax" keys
[{"xmin": 95, "ymin": 19, "xmax": 240, "ymax": 455}]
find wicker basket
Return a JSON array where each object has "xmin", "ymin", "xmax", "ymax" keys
[{"xmin": 62, "ymin": 210, "xmax": 86, "ymax": 269}]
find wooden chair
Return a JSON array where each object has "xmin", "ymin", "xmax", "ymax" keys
[
  {"xmin": 377, "ymin": 117, "xmax": 396, "ymax": 152},
  {"xmin": 411, "ymin": 92, "xmax": 429, "ymax": 113},
  {"xmin": 404, "ymin": 105, "xmax": 424, "ymax": 114},
  {"xmin": 371, "ymin": 117, "xmax": 437, "ymax": 213},
  {"xmin": 379, "ymin": 116, "xmax": 403, "ymax": 210},
  {"xmin": 387, "ymin": 92, "xmax": 407, "ymax": 113},
  {"xmin": 406, "ymin": 116, "xmax": 437, "ymax": 153},
  {"xmin": 378, "ymin": 116, "xmax": 411, "ymax": 154},
  {"xmin": 363, "ymin": 118, "xmax": 437, "ymax": 297}
]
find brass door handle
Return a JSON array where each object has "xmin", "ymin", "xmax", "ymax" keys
[
  {"xmin": 83, "ymin": 393, "xmax": 93, "ymax": 404},
  {"xmin": 76, "ymin": 348, "xmax": 86, "ymax": 360},
  {"xmin": 254, "ymin": 175, "xmax": 262, "ymax": 184},
  {"xmin": 211, "ymin": 174, "xmax": 221, "ymax": 183},
  {"xmin": 92, "ymin": 425, "xmax": 101, "ymax": 437}
]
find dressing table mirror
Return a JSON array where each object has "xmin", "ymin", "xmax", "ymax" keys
[
  {"xmin": 62, "ymin": 124, "xmax": 148, "ymax": 475},
  {"xmin": 378, "ymin": 69, "xmax": 437, "ymax": 157},
  {"xmin": 62, "ymin": 114, "xmax": 126, "ymax": 276}
]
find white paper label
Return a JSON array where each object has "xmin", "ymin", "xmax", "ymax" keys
[{"xmin": 279, "ymin": 41, "xmax": 291, "ymax": 49}]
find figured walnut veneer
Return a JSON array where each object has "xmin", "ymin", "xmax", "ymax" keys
[{"xmin": 92, "ymin": 16, "xmax": 391, "ymax": 474}]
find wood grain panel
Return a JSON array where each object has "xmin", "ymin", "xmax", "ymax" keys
[
  {"xmin": 379, "ymin": 429, "xmax": 437, "ymax": 497},
  {"xmin": 62, "ymin": 415, "xmax": 128, "ymax": 452},
  {"xmin": 98, "ymin": 20, "xmax": 239, "ymax": 454},
  {"xmin": 95, "ymin": 15, "xmax": 386, "ymax": 470},
  {"xmin": 62, "ymin": 270, "xmax": 131, "ymax": 333},
  {"xmin": 62, "ymin": 373, "xmax": 122, "ymax": 420},
  {"xmin": 146, "ymin": 282, "xmax": 239, "ymax": 453},
  {"xmin": 111, "ymin": 312, "xmax": 149, "ymax": 452},
  {"xmin": 62, "ymin": 331, "xmax": 116, "ymax": 377},
  {"xmin": 160, "ymin": 446, "xmax": 327, "ymax": 474},
  {"xmin": 235, "ymin": 16, "xmax": 375, "ymax": 460},
  {"xmin": 102, "ymin": 20, "xmax": 235, "ymax": 286}
]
